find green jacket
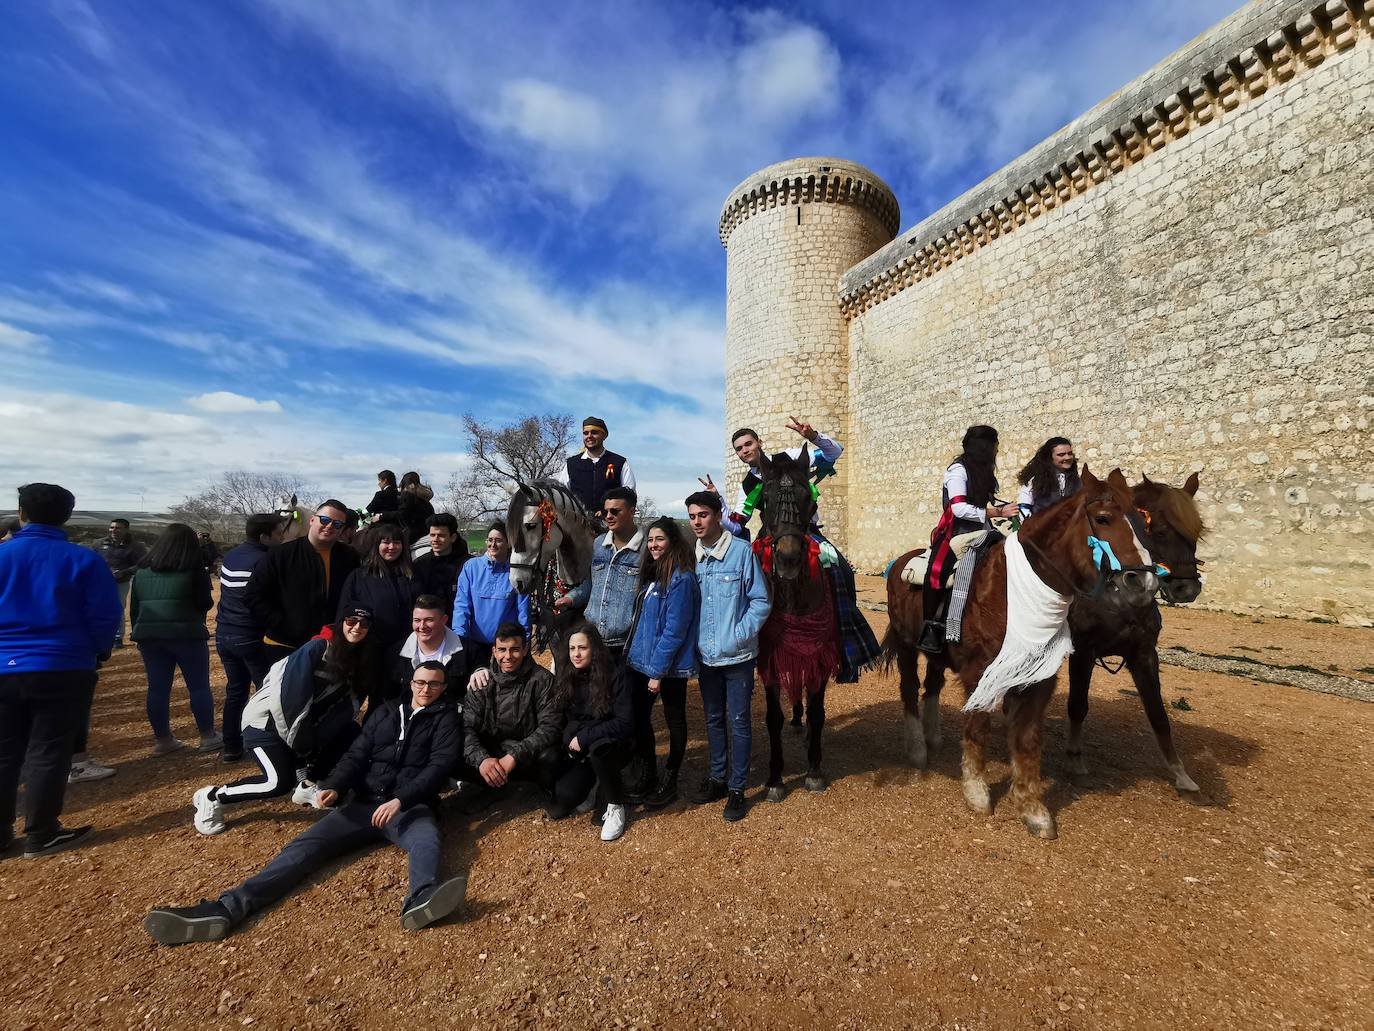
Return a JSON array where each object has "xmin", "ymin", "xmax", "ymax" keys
[{"xmin": 130, "ymin": 567, "xmax": 213, "ymax": 641}]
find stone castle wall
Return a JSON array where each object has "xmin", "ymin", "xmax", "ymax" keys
[{"xmin": 841, "ymin": 0, "xmax": 1374, "ymax": 625}]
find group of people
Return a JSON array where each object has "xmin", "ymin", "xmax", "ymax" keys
[{"xmin": 0, "ymin": 412, "xmax": 1074, "ymax": 943}]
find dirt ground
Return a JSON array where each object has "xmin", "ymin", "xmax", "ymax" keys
[{"xmin": 3, "ymin": 590, "xmax": 1372, "ymax": 1030}]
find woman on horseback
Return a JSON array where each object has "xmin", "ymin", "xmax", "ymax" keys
[
  {"xmin": 1016, "ymin": 437, "xmax": 1081, "ymax": 520},
  {"xmin": 918, "ymin": 425, "xmax": 1018, "ymax": 653}
]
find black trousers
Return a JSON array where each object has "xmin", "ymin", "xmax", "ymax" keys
[
  {"xmin": 215, "ymin": 725, "xmax": 359, "ymax": 806},
  {"xmin": 461, "ymin": 639, "xmax": 493, "ymax": 673},
  {"xmin": 215, "ymin": 639, "xmax": 271, "ymax": 752},
  {"xmin": 553, "ymin": 740, "xmax": 630, "ymax": 808},
  {"xmin": 624, "ymin": 669, "xmax": 688, "ymax": 775},
  {"xmin": 0, "ymin": 670, "xmax": 96, "ymax": 844}
]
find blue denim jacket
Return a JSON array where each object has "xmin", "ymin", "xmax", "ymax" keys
[
  {"xmin": 565, "ymin": 531, "xmax": 644, "ymax": 647},
  {"xmin": 694, "ymin": 532, "xmax": 771, "ymax": 668},
  {"xmin": 625, "ymin": 569, "xmax": 700, "ymax": 679}
]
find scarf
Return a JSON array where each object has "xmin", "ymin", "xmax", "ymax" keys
[{"xmin": 962, "ymin": 532, "xmax": 1074, "ymax": 713}]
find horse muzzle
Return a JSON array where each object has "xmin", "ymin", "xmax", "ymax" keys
[
  {"xmin": 1160, "ymin": 577, "xmax": 1202, "ymax": 604},
  {"xmin": 1106, "ymin": 567, "xmax": 1159, "ymax": 605}
]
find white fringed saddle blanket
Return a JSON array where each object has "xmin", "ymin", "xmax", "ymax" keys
[{"xmin": 962, "ymin": 532, "xmax": 1074, "ymax": 713}]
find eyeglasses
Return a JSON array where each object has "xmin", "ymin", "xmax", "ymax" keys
[
  {"xmin": 342, "ymin": 616, "xmax": 371, "ymax": 628},
  {"xmin": 410, "ymin": 678, "xmax": 444, "ymax": 689},
  {"xmin": 315, "ymin": 514, "xmax": 345, "ymax": 528}
]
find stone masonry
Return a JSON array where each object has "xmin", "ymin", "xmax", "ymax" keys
[{"xmin": 721, "ymin": 0, "xmax": 1374, "ymax": 625}]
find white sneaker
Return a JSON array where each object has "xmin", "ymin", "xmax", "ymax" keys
[
  {"xmin": 600, "ymin": 803, "xmax": 627, "ymax": 842},
  {"xmin": 197, "ymin": 732, "xmax": 224, "ymax": 753},
  {"xmin": 192, "ymin": 786, "xmax": 226, "ymax": 835},
  {"xmin": 68, "ymin": 759, "xmax": 117, "ymax": 783},
  {"xmin": 152, "ymin": 736, "xmax": 185, "ymax": 757},
  {"xmin": 291, "ymin": 781, "xmax": 320, "ymax": 807}
]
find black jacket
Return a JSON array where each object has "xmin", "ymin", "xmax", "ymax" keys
[
  {"xmin": 244, "ymin": 537, "xmax": 360, "ymax": 649},
  {"xmin": 322, "ymin": 697, "xmax": 460, "ymax": 810},
  {"xmin": 413, "ymin": 550, "xmax": 468, "ymax": 619},
  {"xmin": 95, "ymin": 536, "xmax": 147, "ymax": 583},
  {"xmin": 462, "ymin": 657, "xmax": 563, "ymax": 769},
  {"xmin": 366, "ymin": 485, "xmax": 400, "ymax": 516},
  {"xmin": 396, "ymin": 493, "xmax": 435, "ymax": 546},
  {"xmin": 390, "ymin": 645, "xmax": 468, "ymax": 704},
  {"xmin": 336, "ymin": 568, "xmax": 420, "ymax": 651},
  {"xmin": 563, "ymin": 666, "xmax": 633, "ymax": 754}
]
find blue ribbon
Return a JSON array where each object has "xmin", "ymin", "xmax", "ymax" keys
[{"xmin": 1088, "ymin": 536, "xmax": 1170, "ymax": 577}]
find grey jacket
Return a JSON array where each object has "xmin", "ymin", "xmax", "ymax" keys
[{"xmin": 462, "ymin": 657, "xmax": 564, "ymax": 768}]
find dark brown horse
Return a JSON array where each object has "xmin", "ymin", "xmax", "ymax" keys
[
  {"xmin": 754, "ymin": 446, "xmax": 840, "ymax": 801},
  {"xmin": 884, "ymin": 468, "xmax": 1157, "ymax": 838},
  {"xmin": 1066, "ymin": 472, "xmax": 1206, "ymax": 793}
]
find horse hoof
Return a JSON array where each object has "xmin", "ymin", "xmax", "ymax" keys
[
  {"xmin": 1174, "ymin": 772, "xmax": 1201, "ymax": 794},
  {"xmin": 961, "ymin": 778, "xmax": 992, "ymax": 815},
  {"xmin": 803, "ymin": 772, "xmax": 828, "ymax": 793},
  {"xmin": 1023, "ymin": 811, "xmax": 1058, "ymax": 840},
  {"xmin": 765, "ymin": 784, "xmax": 786, "ymax": 803}
]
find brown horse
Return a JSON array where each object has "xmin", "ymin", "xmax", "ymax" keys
[
  {"xmin": 754, "ymin": 446, "xmax": 841, "ymax": 801},
  {"xmin": 1065, "ymin": 472, "xmax": 1206, "ymax": 793},
  {"xmin": 884, "ymin": 468, "xmax": 1157, "ymax": 839}
]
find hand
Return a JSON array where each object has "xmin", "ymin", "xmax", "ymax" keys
[
  {"xmin": 786, "ymin": 416, "xmax": 817, "ymax": 442},
  {"xmin": 999, "ymin": 503, "xmax": 1019, "ymax": 519},
  {"xmin": 468, "ymin": 668, "xmax": 492, "ymax": 692},
  {"xmin": 371, "ymin": 798, "xmax": 402, "ymax": 827},
  {"xmin": 553, "ymin": 596, "xmax": 576, "ymax": 610},
  {"xmin": 648, "ymin": 677, "xmax": 661, "ymax": 694},
  {"xmin": 316, "ymin": 789, "xmax": 338, "ymax": 808},
  {"xmin": 568, "ymin": 736, "xmax": 581, "ymax": 753},
  {"xmin": 697, "ymin": 474, "xmax": 721, "ymax": 496},
  {"xmin": 499, "ymin": 754, "xmax": 517, "ymax": 775},
  {"xmin": 479, "ymin": 757, "xmax": 507, "ymax": 787}
]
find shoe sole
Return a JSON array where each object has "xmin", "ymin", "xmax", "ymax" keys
[
  {"xmin": 600, "ymin": 824, "xmax": 626, "ymax": 842},
  {"xmin": 194, "ymin": 819, "xmax": 226, "ymax": 836},
  {"xmin": 68, "ymin": 770, "xmax": 117, "ymax": 783},
  {"xmin": 723, "ymin": 807, "xmax": 748, "ymax": 823},
  {"xmin": 23, "ymin": 830, "xmax": 93, "ymax": 859},
  {"xmin": 401, "ymin": 876, "xmax": 468, "ymax": 931},
  {"xmin": 143, "ymin": 911, "xmax": 231, "ymax": 945}
]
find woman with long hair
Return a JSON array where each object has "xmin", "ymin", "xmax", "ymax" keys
[
  {"xmin": 1016, "ymin": 436, "xmax": 1080, "ymax": 519},
  {"xmin": 366, "ymin": 469, "xmax": 400, "ymax": 517},
  {"xmin": 337, "ymin": 523, "xmax": 419, "ymax": 659},
  {"xmin": 130, "ymin": 522, "xmax": 218, "ymax": 755},
  {"xmin": 548, "ymin": 621, "xmax": 633, "ymax": 841},
  {"xmin": 396, "ymin": 471, "xmax": 436, "ymax": 547},
  {"xmin": 189, "ymin": 608, "xmax": 376, "ymax": 836},
  {"xmin": 623, "ymin": 516, "xmax": 699, "ymax": 808}
]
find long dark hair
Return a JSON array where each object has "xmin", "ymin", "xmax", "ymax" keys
[
  {"xmin": 952, "ymin": 425, "xmax": 998, "ymax": 508},
  {"xmin": 359, "ymin": 522, "xmax": 413, "ymax": 578},
  {"xmin": 321, "ymin": 619, "xmax": 376, "ymax": 697},
  {"xmin": 1018, "ymin": 436, "xmax": 1080, "ymax": 500},
  {"xmin": 553, "ymin": 621, "xmax": 615, "ymax": 717},
  {"xmin": 638, "ymin": 517, "xmax": 695, "ymax": 595},
  {"xmin": 144, "ymin": 522, "xmax": 201, "ymax": 573}
]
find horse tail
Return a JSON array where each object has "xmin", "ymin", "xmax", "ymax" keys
[{"xmin": 879, "ymin": 624, "xmax": 902, "ymax": 674}]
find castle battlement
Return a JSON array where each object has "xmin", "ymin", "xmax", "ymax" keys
[
  {"xmin": 838, "ymin": 0, "xmax": 1371, "ymax": 317},
  {"xmin": 718, "ymin": 157, "xmax": 900, "ymax": 247}
]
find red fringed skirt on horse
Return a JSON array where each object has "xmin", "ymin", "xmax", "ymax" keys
[{"xmin": 757, "ymin": 571, "xmax": 841, "ymax": 706}]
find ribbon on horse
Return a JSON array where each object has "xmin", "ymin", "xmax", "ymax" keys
[
  {"xmin": 537, "ymin": 498, "xmax": 557, "ymax": 540},
  {"xmin": 752, "ymin": 535, "xmax": 820, "ymax": 578},
  {"xmin": 758, "ymin": 582, "xmax": 840, "ymax": 706}
]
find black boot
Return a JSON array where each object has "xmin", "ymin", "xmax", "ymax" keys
[
  {"xmin": 916, "ymin": 618, "xmax": 945, "ymax": 655},
  {"xmin": 643, "ymin": 768, "xmax": 679, "ymax": 809}
]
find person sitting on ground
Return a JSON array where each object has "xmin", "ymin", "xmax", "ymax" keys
[
  {"xmin": 623, "ymin": 517, "xmax": 699, "ymax": 809},
  {"xmin": 189, "ymin": 608, "xmax": 375, "ymax": 836},
  {"xmin": 0, "ymin": 482, "xmax": 122, "ymax": 859},
  {"xmin": 452, "ymin": 523, "xmax": 529, "ymax": 671},
  {"xmin": 95, "ymin": 517, "xmax": 147, "ymax": 649},
  {"xmin": 391, "ymin": 595, "xmax": 467, "ymax": 703},
  {"xmin": 336, "ymin": 522, "xmax": 420, "ymax": 679},
  {"xmin": 144, "ymin": 659, "xmax": 466, "ymax": 943},
  {"xmin": 215, "ymin": 513, "xmax": 286, "ymax": 763},
  {"xmin": 245, "ymin": 499, "xmax": 361, "ymax": 666},
  {"xmin": 396, "ymin": 471, "xmax": 435, "ymax": 547},
  {"xmin": 365, "ymin": 469, "xmax": 401, "ymax": 518},
  {"xmin": 558, "ymin": 416, "xmax": 637, "ymax": 518},
  {"xmin": 131, "ymin": 523, "xmax": 220, "ymax": 756},
  {"xmin": 459, "ymin": 622, "xmax": 563, "ymax": 809},
  {"xmin": 546, "ymin": 622, "xmax": 633, "ymax": 841},
  {"xmin": 412, "ymin": 513, "xmax": 469, "ymax": 621},
  {"xmin": 1017, "ymin": 436, "xmax": 1081, "ymax": 520}
]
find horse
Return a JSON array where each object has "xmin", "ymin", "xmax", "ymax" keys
[
  {"xmin": 883, "ymin": 468, "xmax": 1158, "ymax": 839},
  {"xmin": 1065, "ymin": 471, "xmax": 1206, "ymax": 794},
  {"xmin": 505, "ymin": 480, "xmax": 598, "ymax": 651},
  {"xmin": 272, "ymin": 495, "xmax": 312, "ymax": 543},
  {"xmin": 754, "ymin": 446, "xmax": 842, "ymax": 801}
]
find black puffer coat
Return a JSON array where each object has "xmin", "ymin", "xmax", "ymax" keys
[{"xmin": 322, "ymin": 696, "xmax": 460, "ymax": 809}]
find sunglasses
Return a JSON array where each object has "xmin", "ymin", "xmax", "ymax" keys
[
  {"xmin": 342, "ymin": 616, "xmax": 371, "ymax": 628},
  {"xmin": 315, "ymin": 514, "xmax": 346, "ymax": 528},
  {"xmin": 604, "ymin": 506, "xmax": 627, "ymax": 516}
]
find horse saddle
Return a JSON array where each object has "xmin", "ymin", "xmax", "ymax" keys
[{"xmin": 899, "ymin": 530, "xmax": 984, "ymax": 585}]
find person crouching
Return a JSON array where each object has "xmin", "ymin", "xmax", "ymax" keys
[
  {"xmin": 143, "ymin": 660, "xmax": 465, "ymax": 942},
  {"xmin": 189, "ymin": 608, "xmax": 375, "ymax": 835}
]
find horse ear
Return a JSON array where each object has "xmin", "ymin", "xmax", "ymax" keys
[
  {"xmin": 1107, "ymin": 468, "xmax": 1130, "ymax": 494},
  {"xmin": 1183, "ymin": 471, "xmax": 1200, "ymax": 496},
  {"xmin": 798, "ymin": 443, "xmax": 811, "ymax": 469},
  {"xmin": 1080, "ymin": 465, "xmax": 1100, "ymax": 489},
  {"xmin": 1140, "ymin": 471, "xmax": 1153, "ymax": 485},
  {"xmin": 757, "ymin": 452, "xmax": 772, "ymax": 471}
]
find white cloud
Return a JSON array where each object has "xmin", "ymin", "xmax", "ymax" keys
[
  {"xmin": 44, "ymin": 272, "xmax": 168, "ymax": 312},
  {"xmin": 187, "ymin": 391, "xmax": 283, "ymax": 414},
  {"xmin": 493, "ymin": 79, "xmax": 608, "ymax": 151},
  {"xmin": 0, "ymin": 321, "xmax": 49, "ymax": 351}
]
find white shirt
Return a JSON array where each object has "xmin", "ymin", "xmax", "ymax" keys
[
  {"xmin": 399, "ymin": 627, "xmax": 464, "ymax": 665},
  {"xmin": 1017, "ymin": 471, "xmax": 1069, "ymax": 515},
  {"xmin": 723, "ymin": 431, "xmax": 843, "ymax": 531},
  {"xmin": 944, "ymin": 463, "xmax": 987, "ymax": 525}
]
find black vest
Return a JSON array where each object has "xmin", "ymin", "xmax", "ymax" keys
[{"xmin": 566, "ymin": 449, "xmax": 626, "ymax": 513}]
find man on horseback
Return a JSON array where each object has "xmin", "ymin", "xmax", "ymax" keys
[
  {"xmin": 704, "ymin": 416, "xmax": 880, "ymax": 683},
  {"xmin": 559, "ymin": 416, "xmax": 637, "ymax": 519}
]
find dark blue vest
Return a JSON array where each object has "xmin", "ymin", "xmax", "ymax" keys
[{"xmin": 566, "ymin": 449, "xmax": 626, "ymax": 513}]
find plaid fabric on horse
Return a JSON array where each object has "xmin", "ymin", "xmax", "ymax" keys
[{"xmin": 810, "ymin": 530, "xmax": 881, "ymax": 683}]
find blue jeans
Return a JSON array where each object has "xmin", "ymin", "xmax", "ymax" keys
[
  {"xmin": 138, "ymin": 639, "xmax": 215, "ymax": 738},
  {"xmin": 698, "ymin": 660, "xmax": 755, "ymax": 793},
  {"xmin": 219, "ymin": 801, "xmax": 441, "ymax": 923},
  {"xmin": 215, "ymin": 639, "xmax": 270, "ymax": 751}
]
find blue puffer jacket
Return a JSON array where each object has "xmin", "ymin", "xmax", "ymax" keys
[{"xmin": 625, "ymin": 570, "xmax": 699, "ymax": 679}]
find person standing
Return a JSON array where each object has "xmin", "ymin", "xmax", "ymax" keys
[
  {"xmin": 559, "ymin": 487, "xmax": 643, "ymax": 660},
  {"xmin": 130, "ymin": 523, "xmax": 220, "ymax": 755},
  {"xmin": 197, "ymin": 531, "xmax": 222, "ymax": 576},
  {"xmin": 245, "ymin": 499, "xmax": 361, "ymax": 666},
  {"xmin": 686, "ymin": 490, "xmax": 770, "ymax": 823},
  {"xmin": 95, "ymin": 517, "xmax": 147, "ymax": 649},
  {"xmin": 0, "ymin": 483, "xmax": 122, "ymax": 858},
  {"xmin": 215, "ymin": 514, "xmax": 285, "ymax": 762},
  {"xmin": 365, "ymin": 469, "xmax": 400, "ymax": 518},
  {"xmin": 412, "ymin": 513, "xmax": 469, "ymax": 621},
  {"xmin": 560, "ymin": 416, "xmax": 637, "ymax": 518},
  {"xmin": 623, "ymin": 517, "xmax": 699, "ymax": 809},
  {"xmin": 452, "ymin": 523, "xmax": 529, "ymax": 671}
]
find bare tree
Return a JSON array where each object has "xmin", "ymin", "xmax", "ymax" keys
[
  {"xmin": 169, "ymin": 470, "xmax": 315, "ymax": 536},
  {"xmin": 452, "ymin": 413, "xmax": 575, "ymax": 520}
]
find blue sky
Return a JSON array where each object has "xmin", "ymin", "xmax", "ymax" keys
[{"xmin": 0, "ymin": 0, "xmax": 1240, "ymax": 513}]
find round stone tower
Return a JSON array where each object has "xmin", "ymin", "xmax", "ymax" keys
[{"xmin": 719, "ymin": 157, "xmax": 899, "ymax": 548}]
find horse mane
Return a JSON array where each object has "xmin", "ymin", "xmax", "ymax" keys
[
  {"xmin": 504, "ymin": 479, "xmax": 595, "ymax": 540},
  {"xmin": 1138, "ymin": 481, "xmax": 1206, "ymax": 543}
]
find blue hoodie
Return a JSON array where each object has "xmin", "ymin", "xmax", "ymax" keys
[
  {"xmin": 0, "ymin": 524, "xmax": 123, "ymax": 673},
  {"xmin": 452, "ymin": 556, "xmax": 530, "ymax": 645}
]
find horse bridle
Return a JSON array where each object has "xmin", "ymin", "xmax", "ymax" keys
[{"xmin": 1018, "ymin": 502, "xmax": 1160, "ymax": 600}]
